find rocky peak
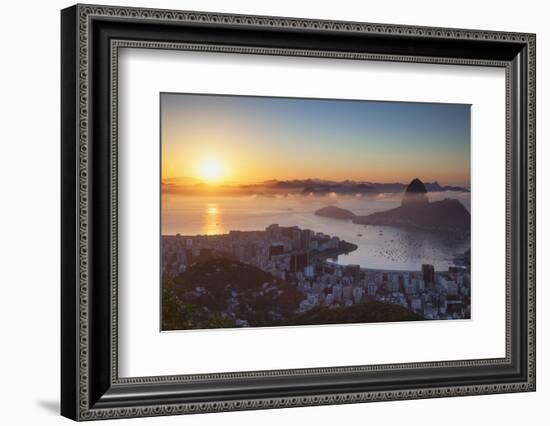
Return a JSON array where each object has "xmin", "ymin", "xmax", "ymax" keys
[
  {"xmin": 402, "ymin": 178, "xmax": 429, "ymax": 206},
  {"xmin": 406, "ymin": 178, "xmax": 428, "ymax": 193}
]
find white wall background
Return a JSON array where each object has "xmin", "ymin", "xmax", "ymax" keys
[{"xmin": 0, "ymin": 0, "xmax": 546, "ymax": 424}]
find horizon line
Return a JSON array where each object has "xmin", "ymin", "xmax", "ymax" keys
[{"xmin": 161, "ymin": 176, "xmax": 471, "ymax": 187}]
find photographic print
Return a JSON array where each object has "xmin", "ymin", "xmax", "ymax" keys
[{"xmin": 160, "ymin": 93, "xmax": 471, "ymax": 331}]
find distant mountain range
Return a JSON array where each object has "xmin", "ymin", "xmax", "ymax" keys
[
  {"xmin": 261, "ymin": 179, "xmax": 469, "ymax": 194},
  {"xmin": 162, "ymin": 176, "xmax": 204, "ymax": 186},
  {"xmin": 162, "ymin": 177, "xmax": 470, "ymax": 196}
]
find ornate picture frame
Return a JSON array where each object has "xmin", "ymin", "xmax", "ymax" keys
[{"xmin": 61, "ymin": 4, "xmax": 535, "ymax": 421}]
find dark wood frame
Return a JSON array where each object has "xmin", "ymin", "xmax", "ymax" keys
[{"xmin": 61, "ymin": 4, "xmax": 536, "ymax": 421}]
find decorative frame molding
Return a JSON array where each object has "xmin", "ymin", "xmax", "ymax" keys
[{"xmin": 61, "ymin": 4, "xmax": 536, "ymax": 421}]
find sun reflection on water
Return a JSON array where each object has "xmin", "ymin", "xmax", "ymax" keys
[{"xmin": 204, "ymin": 203, "xmax": 222, "ymax": 235}]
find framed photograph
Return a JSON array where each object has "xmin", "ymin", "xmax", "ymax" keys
[{"xmin": 61, "ymin": 4, "xmax": 536, "ymax": 421}]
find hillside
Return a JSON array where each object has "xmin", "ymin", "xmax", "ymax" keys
[
  {"xmin": 314, "ymin": 205, "xmax": 356, "ymax": 219},
  {"xmin": 282, "ymin": 301, "xmax": 424, "ymax": 326},
  {"xmin": 167, "ymin": 254, "xmax": 303, "ymax": 329},
  {"xmin": 353, "ymin": 198, "xmax": 470, "ymax": 232},
  {"xmin": 352, "ymin": 178, "xmax": 470, "ymax": 233}
]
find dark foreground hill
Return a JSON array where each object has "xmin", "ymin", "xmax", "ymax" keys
[
  {"xmin": 163, "ymin": 254, "xmax": 304, "ymax": 330},
  {"xmin": 279, "ymin": 301, "xmax": 424, "ymax": 326}
]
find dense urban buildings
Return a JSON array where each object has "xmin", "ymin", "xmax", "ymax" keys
[{"xmin": 162, "ymin": 224, "xmax": 471, "ymax": 328}]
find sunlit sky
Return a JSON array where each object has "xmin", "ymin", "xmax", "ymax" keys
[{"xmin": 161, "ymin": 93, "xmax": 471, "ymax": 186}]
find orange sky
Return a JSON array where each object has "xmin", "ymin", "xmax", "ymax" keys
[{"xmin": 161, "ymin": 93, "xmax": 471, "ymax": 187}]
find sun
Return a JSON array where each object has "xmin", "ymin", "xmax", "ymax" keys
[{"xmin": 199, "ymin": 158, "xmax": 223, "ymax": 183}]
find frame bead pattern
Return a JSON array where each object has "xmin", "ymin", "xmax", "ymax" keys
[{"xmin": 71, "ymin": 4, "xmax": 536, "ymax": 420}]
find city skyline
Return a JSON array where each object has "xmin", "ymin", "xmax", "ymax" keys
[{"xmin": 161, "ymin": 93, "xmax": 471, "ymax": 187}]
